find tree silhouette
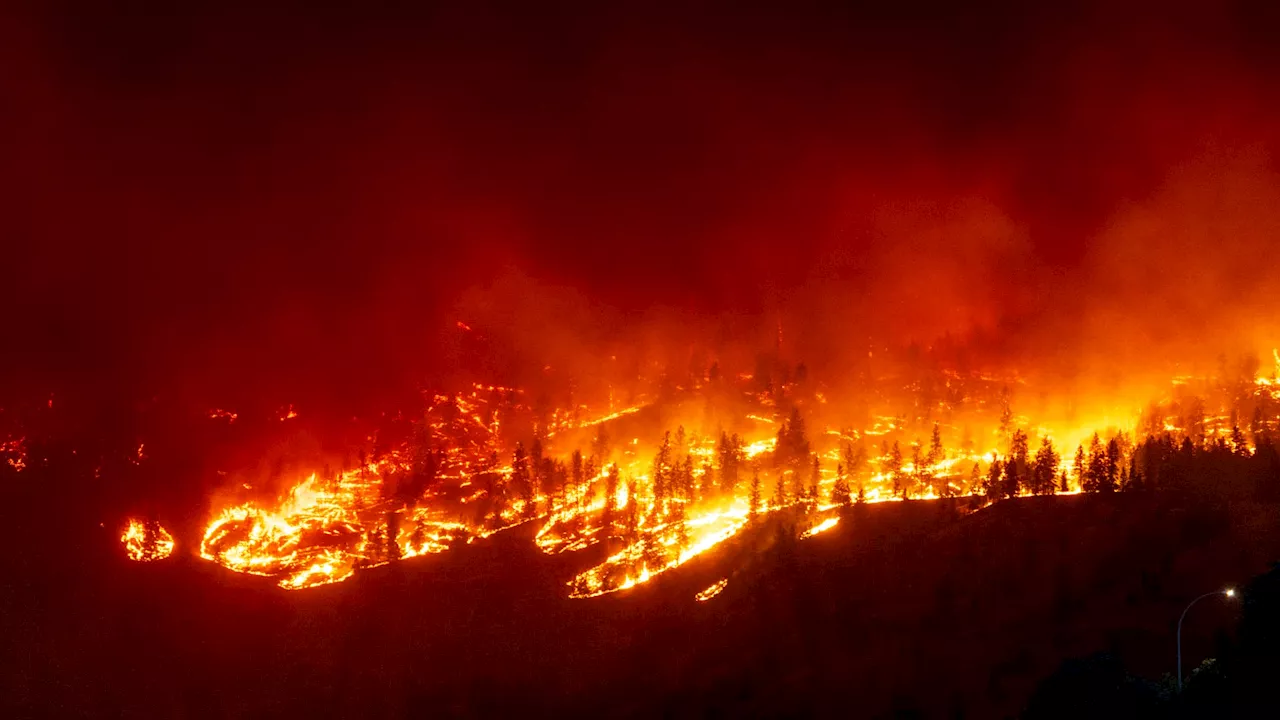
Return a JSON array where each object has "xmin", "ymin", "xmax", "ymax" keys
[
  {"xmin": 571, "ymin": 449, "xmax": 584, "ymax": 510},
  {"xmin": 1084, "ymin": 433, "xmax": 1107, "ymax": 492},
  {"xmin": 984, "ymin": 456, "xmax": 1004, "ymax": 500},
  {"xmin": 911, "ymin": 442, "xmax": 927, "ymax": 498},
  {"xmin": 832, "ymin": 462, "xmax": 851, "ymax": 507},
  {"xmin": 808, "ymin": 456, "xmax": 821, "ymax": 504},
  {"xmin": 1231, "ymin": 421, "xmax": 1248, "ymax": 455},
  {"xmin": 698, "ymin": 460, "xmax": 714, "ymax": 502},
  {"xmin": 1006, "ymin": 429, "xmax": 1029, "ymax": 497},
  {"xmin": 1003, "ymin": 458, "xmax": 1020, "ymax": 500},
  {"xmin": 927, "ymin": 423, "xmax": 944, "ymax": 466},
  {"xmin": 889, "ymin": 441, "xmax": 906, "ymax": 499},
  {"xmin": 749, "ymin": 466, "xmax": 762, "ymax": 519},
  {"xmin": 602, "ymin": 463, "xmax": 620, "ymax": 549},
  {"xmin": 1073, "ymin": 444, "xmax": 1086, "ymax": 492},
  {"xmin": 1023, "ymin": 652, "xmax": 1161, "ymax": 719},
  {"xmin": 999, "ymin": 402, "xmax": 1014, "ymax": 442},
  {"xmin": 653, "ymin": 431, "xmax": 672, "ymax": 516},
  {"xmin": 592, "ymin": 425, "xmax": 611, "ymax": 464},
  {"xmin": 1031, "ymin": 436, "xmax": 1059, "ymax": 496},
  {"xmin": 622, "ymin": 474, "xmax": 639, "ymax": 547},
  {"xmin": 512, "ymin": 442, "xmax": 535, "ymax": 518},
  {"xmin": 717, "ymin": 432, "xmax": 743, "ymax": 497},
  {"xmin": 1104, "ymin": 437, "xmax": 1121, "ymax": 492}
]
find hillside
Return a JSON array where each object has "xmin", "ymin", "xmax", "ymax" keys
[{"xmin": 7, "ymin": 492, "xmax": 1279, "ymax": 718}]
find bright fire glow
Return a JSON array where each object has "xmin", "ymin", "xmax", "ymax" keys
[
  {"xmin": 190, "ymin": 346, "xmax": 1280, "ymax": 597},
  {"xmin": 695, "ymin": 578, "xmax": 729, "ymax": 602},
  {"xmin": 802, "ymin": 516, "xmax": 840, "ymax": 538},
  {"xmin": 121, "ymin": 518, "xmax": 175, "ymax": 562}
]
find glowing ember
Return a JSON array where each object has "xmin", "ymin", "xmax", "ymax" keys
[
  {"xmin": 208, "ymin": 408, "xmax": 238, "ymax": 422},
  {"xmin": 695, "ymin": 578, "xmax": 729, "ymax": 602},
  {"xmin": 121, "ymin": 518, "xmax": 175, "ymax": 562},
  {"xmin": 2, "ymin": 435, "xmax": 27, "ymax": 472}
]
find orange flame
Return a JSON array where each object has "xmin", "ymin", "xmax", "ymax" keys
[{"xmin": 121, "ymin": 518, "xmax": 175, "ymax": 562}]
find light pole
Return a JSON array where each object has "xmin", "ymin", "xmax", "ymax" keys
[{"xmin": 1177, "ymin": 588, "xmax": 1235, "ymax": 693}]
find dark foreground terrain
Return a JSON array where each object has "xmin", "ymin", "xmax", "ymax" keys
[{"xmin": 7, "ymin": 486, "xmax": 1279, "ymax": 719}]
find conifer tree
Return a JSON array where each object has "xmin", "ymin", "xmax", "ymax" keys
[
  {"xmin": 1231, "ymin": 422, "xmax": 1248, "ymax": 455},
  {"xmin": 984, "ymin": 456, "xmax": 1004, "ymax": 500},
  {"xmin": 698, "ymin": 461, "xmax": 714, "ymax": 502},
  {"xmin": 592, "ymin": 425, "xmax": 611, "ymax": 464},
  {"xmin": 889, "ymin": 441, "xmax": 906, "ymax": 499},
  {"xmin": 1073, "ymin": 444, "xmax": 1086, "ymax": 491},
  {"xmin": 774, "ymin": 470, "xmax": 788, "ymax": 509},
  {"xmin": 1103, "ymin": 437, "xmax": 1120, "ymax": 493},
  {"xmin": 911, "ymin": 442, "xmax": 928, "ymax": 498},
  {"xmin": 1085, "ymin": 433, "xmax": 1107, "ymax": 492},
  {"xmin": 1127, "ymin": 456, "xmax": 1143, "ymax": 491},
  {"xmin": 832, "ymin": 462, "xmax": 851, "ymax": 507},
  {"xmin": 809, "ymin": 456, "xmax": 821, "ymax": 503},
  {"xmin": 571, "ymin": 449, "xmax": 584, "ymax": 507},
  {"xmin": 1007, "ymin": 429, "xmax": 1030, "ymax": 497},
  {"xmin": 512, "ymin": 442, "xmax": 535, "ymax": 518},
  {"xmin": 1032, "ymin": 436, "xmax": 1059, "ymax": 496},
  {"xmin": 717, "ymin": 432, "xmax": 742, "ymax": 497},
  {"xmin": 602, "ymin": 463, "xmax": 620, "ymax": 547},
  {"xmin": 749, "ymin": 466, "xmax": 762, "ymax": 519},
  {"xmin": 1003, "ymin": 459, "xmax": 1020, "ymax": 499},
  {"xmin": 623, "ymin": 474, "xmax": 639, "ymax": 546},
  {"xmin": 653, "ymin": 431, "xmax": 672, "ymax": 514},
  {"xmin": 928, "ymin": 423, "xmax": 944, "ymax": 466}
]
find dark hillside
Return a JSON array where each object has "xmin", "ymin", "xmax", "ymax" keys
[{"xmin": 7, "ymin": 489, "xmax": 1279, "ymax": 718}]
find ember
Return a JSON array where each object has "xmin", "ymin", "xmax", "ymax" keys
[{"xmin": 2, "ymin": 435, "xmax": 26, "ymax": 472}]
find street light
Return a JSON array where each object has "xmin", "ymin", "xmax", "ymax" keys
[{"xmin": 1177, "ymin": 588, "xmax": 1236, "ymax": 693}]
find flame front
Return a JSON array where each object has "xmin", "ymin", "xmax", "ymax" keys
[
  {"xmin": 695, "ymin": 578, "xmax": 729, "ymax": 601},
  {"xmin": 191, "ymin": 346, "xmax": 1280, "ymax": 596}
]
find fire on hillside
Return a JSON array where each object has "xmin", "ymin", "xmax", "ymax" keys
[{"xmin": 173, "ymin": 345, "xmax": 1280, "ymax": 596}]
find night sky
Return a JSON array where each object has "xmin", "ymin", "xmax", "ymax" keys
[{"xmin": 6, "ymin": 1, "xmax": 1280, "ymax": 408}]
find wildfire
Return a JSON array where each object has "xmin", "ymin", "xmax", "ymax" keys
[
  {"xmin": 198, "ymin": 463, "xmax": 486, "ymax": 589},
  {"xmin": 121, "ymin": 518, "xmax": 175, "ymax": 562},
  {"xmin": 802, "ymin": 516, "xmax": 839, "ymax": 538},
  {"xmin": 185, "ymin": 345, "xmax": 1280, "ymax": 598},
  {"xmin": 565, "ymin": 501, "xmax": 751, "ymax": 599},
  {"xmin": 695, "ymin": 578, "xmax": 729, "ymax": 602}
]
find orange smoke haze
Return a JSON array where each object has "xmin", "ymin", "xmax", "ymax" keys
[{"xmin": 1, "ymin": 2, "xmax": 1279, "ymax": 417}]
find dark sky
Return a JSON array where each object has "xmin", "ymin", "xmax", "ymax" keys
[{"xmin": 5, "ymin": 1, "xmax": 1280, "ymax": 406}]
